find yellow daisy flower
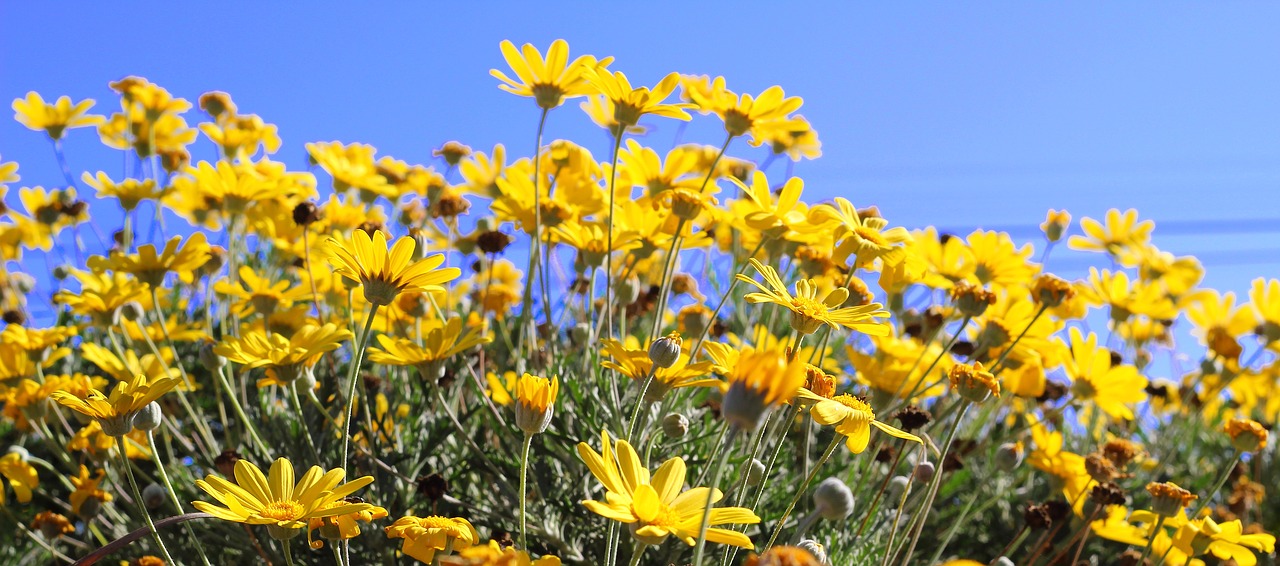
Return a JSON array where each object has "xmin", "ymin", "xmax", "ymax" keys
[
  {"xmin": 490, "ymin": 39, "xmax": 609, "ymax": 109},
  {"xmin": 367, "ymin": 317, "xmax": 492, "ymax": 382},
  {"xmin": 0, "ymin": 451, "xmax": 38, "ymax": 505},
  {"xmin": 326, "ymin": 229, "xmax": 461, "ymax": 306},
  {"xmin": 384, "ymin": 515, "xmax": 480, "ymax": 564},
  {"xmin": 797, "ymin": 389, "xmax": 922, "ymax": 454},
  {"xmin": 11, "ymin": 91, "xmax": 104, "ymax": 139},
  {"xmin": 737, "ymin": 258, "xmax": 890, "ymax": 336},
  {"xmin": 577, "ymin": 430, "xmax": 760, "ymax": 548},
  {"xmin": 51, "ymin": 373, "xmax": 181, "ymax": 437},
  {"xmin": 1067, "ymin": 208, "xmax": 1154, "ymax": 256},
  {"xmin": 87, "ymin": 231, "xmax": 211, "ymax": 287},
  {"xmin": 81, "ymin": 171, "xmax": 168, "ymax": 212},
  {"xmin": 193, "ymin": 457, "xmax": 376, "ymax": 540},
  {"xmin": 583, "ymin": 69, "xmax": 692, "ymax": 127}
]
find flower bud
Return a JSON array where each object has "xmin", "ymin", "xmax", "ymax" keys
[
  {"xmin": 994, "ymin": 557, "xmax": 1015, "ymax": 566},
  {"xmin": 570, "ymin": 322, "xmax": 591, "ymax": 346},
  {"xmin": 614, "ymin": 274, "xmax": 642, "ymax": 307},
  {"xmin": 117, "ymin": 301, "xmax": 146, "ymax": 323},
  {"xmin": 949, "ymin": 362, "xmax": 1000, "ymax": 403},
  {"xmin": 199, "ymin": 340, "xmax": 226, "ymax": 371},
  {"xmin": 1041, "ymin": 209, "xmax": 1070, "ymax": 242},
  {"xmin": 52, "ymin": 265, "xmax": 72, "ymax": 280},
  {"xmin": 887, "ymin": 476, "xmax": 910, "ymax": 501},
  {"xmin": 812, "ymin": 477, "xmax": 854, "ymax": 521},
  {"xmin": 7, "ymin": 445, "xmax": 29, "ymax": 461},
  {"xmin": 1147, "ymin": 481, "xmax": 1197, "ymax": 518},
  {"xmin": 142, "ymin": 483, "xmax": 167, "ymax": 510},
  {"xmin": 131, "ymin": 402, "xmax": 163, "ymax": 431},
  {"xmin": 913, "ymin": 460, "xmax": 935, "ymax": 483},
  {"xmin": 951, "ymin": 281, "xmax": 996, "ymax": 318},
  {"xmin": 11, "ymin": 273, "xmax": 35, "ymax": 295},
  {"xmin": 1224, "ymin": 418, "xmax": 1268, "ymax": 453},
  {"xmin": 797, "ymin": 539, "xmax": 830, "ymax": 565},
  {"xmin": 648, "ymin": 332, "xmax": 683, "ymax": 368},
  {"xmin": 661, "ymin": 413, "xmax": 689, "ymax": 439},
  {"xmin": 995, "ymin": 442, "xmax": 1024, "ymax": 472},
  {"xmin": 745, "ymin": 458, "xmax": 766, "ymax": 486},
  {"xmin": 296, "ymin": 367, "xmax": 318, "ymax": 391}
]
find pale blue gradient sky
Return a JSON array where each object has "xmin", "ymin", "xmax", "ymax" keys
[{"xmin": 3, "ymin": 2, "xmax": 1279, "ymax": 301}]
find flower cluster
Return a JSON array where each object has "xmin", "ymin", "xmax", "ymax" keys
[{"xmin": 0, "ymin": 39, "xmax": 1274, "ymax": 566}]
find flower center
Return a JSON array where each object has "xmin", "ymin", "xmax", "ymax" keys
[{"xmin": 262, "ymin": 500, "xmax": 304, "ymax": 522}]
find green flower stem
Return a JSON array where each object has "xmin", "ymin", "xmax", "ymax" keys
[
  {"xmin": 519, "ymin": 433, "xmax": 534, "ymax": 550},
  {"xmin": 146, "ymin": 430, "xmax": 213, "ymax": 566},
  {"xmin": 627, "ymin": 541, "xmax": 647, "ymax": 566},
  {"xmin": 117, "ymin": 445, "xmax": 176, "ymax": 566},
  {"xmin": 290, "ymin": 383, "xmax": 322, "ymax": 466},
  {"xmin": 692, "ymin": 427, "xmax": 739, "ymax": 566},
  {"xmin": 431, "ymin": 539, "xmax": 453, "ymax": 566},
  {"xmin": 625, "ymin": 366, "xmax": 659, "ymax": 444},
  {"xmin": 602, "ymin": 127, "xmax": 625, "ymax": 343},
  {"xmin": 281, "ymin": 537, "xmax": 295, "ymax": 566},
  {"xmin": 884, "ymin": 315, "xmax": 972, "ymax": 415},
  {"xmin": 764, "ymin": 433, "xmax": 842, "ymax": 549},
  {"xmin": 898, "ymin": 400, "xmax": 971, "ymax": 566},
  {"xmin": 515, "ymin": 107, "xmax": 551, "ymax": 361},
  {"xmin": 688, "ymin": 239, "xmax": 768, "ymax": 361},
  {"xmin": 856, "ymin": 438, "xmax": 908, "ymax": 539},
  {"xmin": 1190, "ymin": 449, "xmax": 1240, "ymax": 519},
  {"xmin": 877, "ymin": 444, "xmax": 920, "ymax": 566},
  {"xmin": 647, "ymin": 226, "xmax": 687, "ymax": 343},
  {"xmin": 1136, "ymin": 514, "xmax": 1166, "ymax": 564},
  {"xmin": 340, "ymin": 306, "xmax": 380, "ymax": 475},
  {"xmin": 215, "ymin": 363, "xmax": 269, "ymax": 458}
]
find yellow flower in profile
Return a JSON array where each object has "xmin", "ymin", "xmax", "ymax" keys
[
  {"xmin": 797, "ymin": 390, "xmax": 922, "ymax": 453},
  {"xmin": 583, "ymin": 69, "xmax": 693, "ymax": 127},
  {"xmin": 490, "ymin": 39, "xmax": 609, "ymax": 109},
  {"xmin": 69, "ymin": 466, "xmax": 112, "ymax": 517},
  {"xmin": 681, "ymin": 77, "xmax": 805, "ymax": 144},
  {"xmin": 949, "ymin": 362, "xmax": 1000, "ymax": 403},
  {"xmin": 306, "ymin": 500, "xmax": 388, "ymax": 549},
  {"xmin": 1062, "ymin": 328, "xmax": 1147, "ymax": 420},
  {"xmin": 600, "ymin": 339, "xmax": 719, "ymax": 402},
  {"xmin": 732, "ymin": 171, "xmax": 807, "ymax": 237},
  {"xmin": 514, "ymin": 373, "xmax": 559, "ymax": 435},
  {"xmin": 326, "ymin": 229, "xmax": 461, "ymax": 306},
  {"xmin": 737, "ymin": 258, "xmax": 890, "ymax": 336},
  {"xmin": 743, "ymin": 546, "xmax": 825, "ymax": 566},
  {"xmin": 215, "ymin": 323, "xmax": 353, "ymax": 387},
  {"xmin": 759, "ymin": 114, "xmax": 822, "ymax": 161},
  {"xmin": 807, "ymin": 197, "xmax": 909, "ymax": 266},
  {"xmin": 719, "ymin": 347, "xmax": 806, "ymax": 431},
  {"xmin": 1079, "ymin": 268, "xmax": 1178, "ymax": 323},
  {"xmin": 88, "ymin": 231, "xmax": 211, "ymax": 287},
  {"xmin": 1026, "ymin": 421, "xmax": 1090, "ymax": 514},
  {"xmin": 1249, "ymin": 277, "xmax": 1280, "ymax": 341},
  {"xmin": 0, "ymin": 154, "xmax": 19, "ymax": 186},
  {"xmin": 51, "ymin": 374, "xmax": 182, "ymax": 437},
  {"xmin": 1040, "ymin": 209, "xmax": 1071, "ymax": 242},
  {"xmin": 12, "ymin": 92, "xmax": 104, "ymax": 139},
  {"xmin": 443, "ymin": 540, "xmax": 561, "ymax": 566},
  {"xmin": 1068, "ymin": 208, "xmax": 1153, "ymax": 255},
  {"xmin": 81, "ymin": 172, "xmax": 167, "ymax": 212},
  {"xmin": 0, "ymin": 451, "xmax": 38, "ymax": 505},
  {"xmin": 214, "ymin": 265, "xmax": 313, "ymax": 317},
  {"xmin": 367, "ymin": 317, "xmax": 492, "ymax": 383},
  {"xmin": 193, "ymin": 457, "xmax": 376, "ymax": 539},
  {"xmin": 1224, "ymin": 418, "xmax": 1268, "ymax": 453},
  {"xmin": 1171, "ymin": 515, "xmax": 1275, "ymax": 566},
  {"xmin": 306, "ymin": 141, "xmax": 394, "ymax": 196},
  {"xmin": 577, "ymin": 430, "xmax": 760, "ymax": 548},
  {"xmin": 384, "ymin": 515, "xmax": 480, "ymax": 564},
  {"xmin": 81, "ymin": 342, "xmax": 179, "ymax": 385}
]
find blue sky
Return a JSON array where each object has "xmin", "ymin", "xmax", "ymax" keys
[{"xmin": 3, "ymin": 2, "xmax": 1279, "ymax": 299}]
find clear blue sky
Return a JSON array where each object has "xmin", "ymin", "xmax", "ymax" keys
[{"xmin": 3, "ymin": 2, "xmax": 1279, "ymax": 296}]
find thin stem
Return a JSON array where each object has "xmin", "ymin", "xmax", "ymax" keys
[
  {"xmin": 988, "ymin": 304, "xmax": 1048, "ymax": 374},
  {"xmin": 1136, "ymin": 514, "xmax": 1166, "ymax": 564},
  {"xmin": 899, "ymin": 400, "xmax": 971, "ymax": 565},
  {"xmin": 856, "ymin": 438, "xmax": 908, "ymax": 539},
  {"xmin": 692, "ymin": 427, "xmax": 739, "ymax": 566},
  {"xmin": 519, "ymin": 433, "xmax": 534, "ymax": 550},
  {"xmin": 1190, "ymin": 451, "xmax": 1239, "ymax": 519},
  {"xmin": 764, "ymin": 434, "xmax": 843, "ymax": 549},
  {"xmin": 146, "ymin": 431, "xmax": 214, "ymax": 566},
  {"xmin": 602, "ymin": 128, "xmax": 626, "ymax": 343},
  {"xmin": 290, "ymin": 382, "xmax": 322, "ymax": 466},
  {"xmin": 516, "ymin": 107, "xmax": 551, "ymax": 360},
  {"xmin": 341, "ymin": 307, "xmax": 380, "ymax": 475},
  {"xmin": 625, "ymin": 366, "xmax": 659, "ymax": 443},
  {"xmin": 689, "ymin": 239, "xmax": 768, "ymax": 361},
  {"xmin": 878, "ymin": 445, "xmax": 920, "ymax": 566},
  {"xmin": 216, "ymin": 363, "xmax": 268, "ymax": 457},
  {"xmin": 117, "ymin": 445, "xmax": 177, "ymax": 565},
  {"xmin": 282, "ymin": 537, "xmax": 296, "ymax": 566},
  {"xmin": 627, "ymin": 541, "xmax": 647, "ymax": 566}
]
